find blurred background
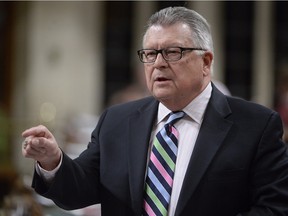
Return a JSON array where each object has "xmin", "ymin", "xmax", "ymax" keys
[{"xmin": 1, "ymin": 1, "xmax": 288, "ymax": 215}]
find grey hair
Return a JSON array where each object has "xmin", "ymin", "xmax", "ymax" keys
[{"xmin": 144, "ymin": 6, "xmax": 214, "ymax": 54}]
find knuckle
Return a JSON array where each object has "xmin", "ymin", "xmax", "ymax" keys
[{"xmin": 39, "ymin": 125, "xmax": 46, "ymax": 130}]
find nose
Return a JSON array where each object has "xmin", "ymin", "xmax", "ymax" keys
[{"xmin": 153, "ymin": 52, "xmax": 168, "ymax": 67}]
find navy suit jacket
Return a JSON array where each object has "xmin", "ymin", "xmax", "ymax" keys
[{"xmin": 32, "ymin": 85, "xmax": 288, "ymax": 216}]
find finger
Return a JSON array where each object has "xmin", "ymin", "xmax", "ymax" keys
[
  {"xmin": 29, "ymin": 137, "xmax": 50, "ymax": 150},
  {"xmin": 24, "ymin": 149, "xmax": 46, "ymax": 161},
  {"xmin": 22, "ymin": 126, "xmax": 41, "ymax": 138},
  {"xmin": 22, "ymin": 136, "xmax": 33, "ymax": 151},
  {"xmin": 27, "ymin": 138, "xmax": 49, "ymax": 154},
  {"xmin": 22, "ymin": 125, "xmax": 51, "ymax": 139},
  {"xmin": 22, "ymin": 139, "xmax": 28, "ymax": 150},
  {"xmin": 30, "ymin": 144, "xmax": 47, "ymax": 154},
  {"xmin": 23, "ymin": 145, "xmax": 46, "ymax": 157},
  {"xmin": 22, "ymin": 141, "xmax": 42, "ymax": 158},
  {"xmin": 23, "ymin": 138, "xmax": 44, "ymax": 153}
]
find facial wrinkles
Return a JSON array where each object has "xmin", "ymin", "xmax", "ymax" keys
[{"xmin": 143, "ymin": 24, "xmax": 207, "ymax": 109}]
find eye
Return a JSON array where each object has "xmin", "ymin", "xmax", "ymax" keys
[
  {"xmin": 145, "ymin": 50, "xmax": 157, "ymax": 57},
  {"xmin": 144, "ymin": 50, "xmax": 157, "ymax": 61},
  {"xmin": 165, "ymin": 48, "xmax": 181, "ymax": 55}
]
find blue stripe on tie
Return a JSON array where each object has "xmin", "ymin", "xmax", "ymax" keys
[
  {"xmin": 167, "ymin": 111, "xmax": 185, "ymax": 125},
  {"xmin": 169, "ymin": 133, "xmax": 178, "ymax": 146},
  {"xmin": 147, "ymin": 167, "xmax": 170, "ymax": 203},
  {"xmin": 146, "ymin": 177, "xmax": 168, "ymax": 207},
  {"xmin": 160, "ymin": 128, "xmax": 178, "ymax": 155},
  {"xmin": 156, "ymin": 133, "xmax": 177, "ymax": 164},
  {"xmin": 143, "ymin": 186, "xmax": 162, "ymax": 215},
  {"xmin": 148, "ymin": 160, "xmax": 171, "ymax": 193},
  {"xmin": 152, "ymin": 143, "xmax": 176, "ymax": 177},
  {"xmin": 143, "ymin": 111, "xmax": 185, "ymax": 216},
  {"xmin": 151, "ymin": 144, "xmax": 174, "ymax": 177}
]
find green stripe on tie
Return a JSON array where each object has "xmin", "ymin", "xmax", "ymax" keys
[
  {"xmin": 154, "ymin": 139, "xmax": 175, "ymax": 171},
  {"xmin": 146, "ymin": 184, "xmax": 167, "ymax": 215}
]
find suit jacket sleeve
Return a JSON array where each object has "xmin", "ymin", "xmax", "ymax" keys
[
  {"xmin": 31, "ymin": 97, "xmax": 157, "ymax": 215},
  {"xmin": 237, "ymin": 111, "xmax": 288, "ymax": 215},
  {"xmin": 31, "ymin": 110, "xmax": 109, "ymax": 210}
]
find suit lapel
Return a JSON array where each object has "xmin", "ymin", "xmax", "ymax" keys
[
  {"xmin": 127, "ymin": 98, "xmax": 158, "ymax": 215},
  {"xmin": 175, "ymin": 86, "xmax": 233, "ymax": 216}
]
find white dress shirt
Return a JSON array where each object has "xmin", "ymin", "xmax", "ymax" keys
[
  {"xmin": 150, "ymin": 83, "xmax": 212, "ymax": 216},
  {"xmin": 37, "ymin": 83, "xmax": 212, "ymax": 215}
]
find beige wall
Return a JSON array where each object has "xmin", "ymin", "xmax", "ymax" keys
[
  {"xmin": 252, "ymin": 1, "xmax": 274, "ymax": 107},
  {"xmin": 12, "ymin": 1, "xmax": 104, "ymax": 175},
  {"xmin": 10, "ymin": 1, "xmax": 275, "ymax": 176}
]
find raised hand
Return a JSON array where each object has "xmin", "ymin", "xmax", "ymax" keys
[{"xmin": 22, "ymin": 125, "xmax": 62, "ymax": 171}]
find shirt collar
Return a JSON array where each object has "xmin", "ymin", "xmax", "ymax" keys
[{"xmin": 157, "ymin": 82, "xmax": 212, "ymax": 125}]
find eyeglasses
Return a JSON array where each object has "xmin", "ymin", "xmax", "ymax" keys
[{"xmin": 137, "ymin": 47, "xmax": 207, "ymax": 63}]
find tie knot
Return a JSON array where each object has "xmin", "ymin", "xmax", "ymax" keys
[{"xmin": 166, "ymin": 111, "xmax": 185, "ymax": 126}]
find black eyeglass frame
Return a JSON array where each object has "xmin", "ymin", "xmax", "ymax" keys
[{"xmin": 137, "ymin": 47, "xmax": 207, "ymax": 63}]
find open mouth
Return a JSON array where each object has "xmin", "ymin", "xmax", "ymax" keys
[{"xmin": 156, "ymin": 77, "xmax": 170, "ymax": 82}]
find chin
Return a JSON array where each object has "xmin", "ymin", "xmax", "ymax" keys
[
  {"xmin": 153, "ymin": 92, "xmax": 171, "ymax": 101},
  {"xmin": 155, "ymin": 96, "xmax": 175, "ymax": 107},
  {"xmin": 152, "ymin": 88, "xmax": 174, "ymax": 98}
]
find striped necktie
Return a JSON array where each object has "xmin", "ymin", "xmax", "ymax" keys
[{"xmin": 143, "ymin": 111, "xmax": 185, "ymax": 216}]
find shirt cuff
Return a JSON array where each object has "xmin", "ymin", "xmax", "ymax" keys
[{"xmin": 35, "ymin": 152, "xmax": 63, "ymax": 184}]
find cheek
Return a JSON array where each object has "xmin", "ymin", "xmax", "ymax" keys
[
  {"xmin": 144, "ymin": 68, "xmax": 153, "ymax": 88},
  {"xmin": 177, "ymin": 68, "xmax": 201, "ymax": 88},
  {"xmin": 180, "ymin": 61, "xmax": 203, "ymax": 80}
]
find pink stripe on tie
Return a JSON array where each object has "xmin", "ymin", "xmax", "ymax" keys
[
  {"xmin": 151, "ymin": 152, "xmax": 173, "ymax": 187},
  {"xmin": 143, "ymin": 200, "xmax": 156, "ymax": 216},
  {"xmin": 171, "ymin": 126, "xmax": 179, "ymax": 139}
]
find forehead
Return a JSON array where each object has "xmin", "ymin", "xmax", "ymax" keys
[{"xmin": 143, "ymin": 23, "xmax": 193, "ymax": 47}]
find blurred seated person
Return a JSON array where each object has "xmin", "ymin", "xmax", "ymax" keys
[{"xmin": 0, "ymin": 168, "xmax": 42, "ymax": 216}]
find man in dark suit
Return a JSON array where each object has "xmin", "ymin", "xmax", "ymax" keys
[{"xmin": 22, "ymin": 6, "xmax": 288, "ymax": 216}]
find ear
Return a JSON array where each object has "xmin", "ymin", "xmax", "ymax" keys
[{"xmin": 202, "ymin": 51, "xmax": 213, "ymax": 76}]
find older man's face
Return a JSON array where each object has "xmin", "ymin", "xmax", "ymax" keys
[{"xmin": 143, "ymin": 23, "xmax": 213, "ymax": 110}]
